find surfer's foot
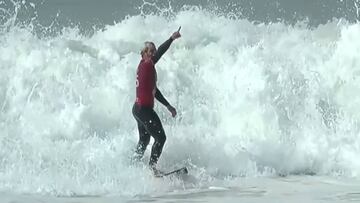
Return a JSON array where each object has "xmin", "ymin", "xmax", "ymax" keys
[
  {"xmin": 130, "ymin": 153, "xmax": 144, "ymax": 166},
  {"xmin": 150, "ymin": 165, "xmax": 163, "ymax": 177}
]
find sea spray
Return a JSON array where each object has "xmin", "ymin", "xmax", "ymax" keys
[{"xmin": 1, "ymin": 1, "xmax": 360, "ymax": 196}]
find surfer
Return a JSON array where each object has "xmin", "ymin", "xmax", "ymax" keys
[{"xmin": 132, "ymin": 27, "xmax": 181, "ymax": 175}]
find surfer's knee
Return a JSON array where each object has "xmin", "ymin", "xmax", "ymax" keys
[
  {"xmin": 161, "ymin": 135, "xmax": 166, "ymax": 144},
  {"xmin": 152, "ymin": 128, "xmax": 166, "ymax": 143},
  {"xmin": 156, "ymin": 133, "xmax": 166, "ymax": 146},
  {"xmin": 142, "ymin": 134, "xmax": 151, "ymax": 145}
]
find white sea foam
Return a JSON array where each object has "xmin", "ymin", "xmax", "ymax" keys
[{"xmin": 1, "ymin": 4, "xmax": 360, "ymax": 196}]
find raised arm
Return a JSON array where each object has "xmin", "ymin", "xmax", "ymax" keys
[
  {"xmin": 151, "ymin": 27, "xmax": 182, "ymax": 64},
  {"xmin": 151, "ymin": 38, "xmax": 173, "ymax": 64}
]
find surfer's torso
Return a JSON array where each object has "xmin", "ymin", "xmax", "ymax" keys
[{"xmin": 135, "ymin": 59, "xmax": 157, "ymax": 108}]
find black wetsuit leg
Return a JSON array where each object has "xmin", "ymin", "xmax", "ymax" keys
[
  {"xmin": 133, "ymin": 119, "xmax": 150, "ymax": 160},
  {"xmin": 132, "ymin": 104, "xmax": 167, "ymax": 167}
]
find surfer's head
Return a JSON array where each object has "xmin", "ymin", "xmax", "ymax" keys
[{"xmin": 141, "ymin": 41, "xmax": 157, "ymax": 59}]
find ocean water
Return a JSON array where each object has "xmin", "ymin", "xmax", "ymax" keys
[
  {"xmin": 1, "ymin": 0, "xmax": 360, "ymax": 202},
  {"xmin": 3, "ymin": 0, "xmax": 360, "ymax": 34}
]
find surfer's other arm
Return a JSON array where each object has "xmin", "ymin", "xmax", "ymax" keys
[{"xmin": 155, "ymin": 88, "xmax": 177, "ymax": 117}]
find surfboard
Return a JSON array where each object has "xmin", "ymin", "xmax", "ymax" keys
[{"xmin": 155, "ymin": 167, "xmax": 188, "ymax": 178}]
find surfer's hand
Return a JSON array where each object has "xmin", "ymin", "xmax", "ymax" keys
[
  {"xmin": 167, "ymin": 105, "xmax": 177, "ymax": 117},
  {"xmin": 171, "ymin": 31, "xmax": 181, "ymax": 40}
]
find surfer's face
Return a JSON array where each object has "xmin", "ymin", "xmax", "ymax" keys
[
  {"xmin": 146, "ymin": 43, "xmax": 156, "ymax": 56},
  {"xmin": 141, "ymin": 42, "xmax": 156, "ymax": 59}
]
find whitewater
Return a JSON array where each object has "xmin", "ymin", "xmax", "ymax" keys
[{"xmin": 1, "ymin": 1, "xmax": 360, "ymax": 202}]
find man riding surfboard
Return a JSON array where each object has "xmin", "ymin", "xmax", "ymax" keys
[{"xmin": 132, "ymin": 27, "xmax": 181, "ymax": 176}]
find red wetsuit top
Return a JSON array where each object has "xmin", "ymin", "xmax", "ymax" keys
[
  {"xmin": 135, "ymin": 59, "xmax": 157, "ymax": 107},
  {"xmin": 135, "ymin": 37, "xmax": 173, "ymax": 108}
]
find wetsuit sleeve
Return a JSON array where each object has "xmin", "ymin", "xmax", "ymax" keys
[
  {"xmin": 155, "ymin": 88, "xmax": 170, "ymax": 106},
  {"xmin": 152, "ymin": 37, "xmax": 173, "ymax": 64}
]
